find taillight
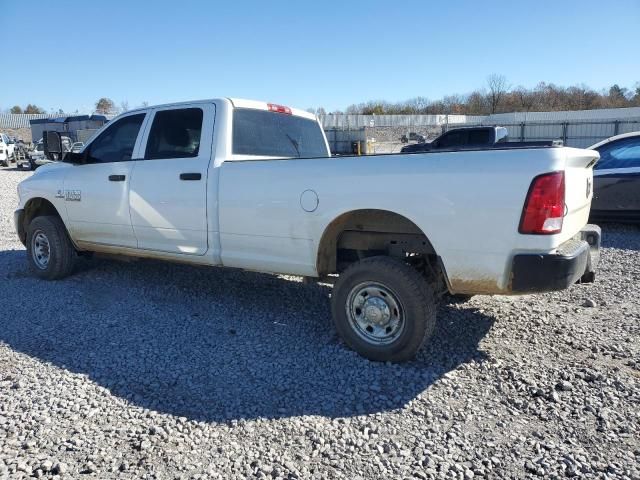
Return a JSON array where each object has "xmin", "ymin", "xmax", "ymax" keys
[
  {"xmin": 519, "ymin": 171, "xmax": 565, "ymax": 234},
  {"xmin": 267, "ymin": 103, "xmax": 292, "ymax": 115}
]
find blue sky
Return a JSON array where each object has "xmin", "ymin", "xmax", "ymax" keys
[{"xmin": 1, "ymin": 0, "xmax": 639, "ymax": 113}]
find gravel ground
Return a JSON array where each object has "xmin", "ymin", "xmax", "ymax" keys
[{"xmin": 0, "ymin": 168, "xmax": 638, "ymax": 480}]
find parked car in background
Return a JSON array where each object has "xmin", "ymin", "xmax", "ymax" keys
[
  {"xmin": 26, "ymin": 141, "xmax": 46, "ymax": 169},
  {"xmin": 589, "ymin": 132, "xmax": 640, "ymax": 223},
  {"xmin": 0, "ymin": 133, "xmax": 15, "ymax": 166},
  {"xmin": 22, "ymin": 135, "xmax": 75, "ymax": 170},
  {"xmin": 400, "ymin": 132, "xmax": 426, "ymax": 143},
  {"xmin": 2, "ymin": 133, "xmax": 16, "ymax": 159},
  {"xmin": 400, "ymin": 126, "xmax": 509, "ymax": 153}
]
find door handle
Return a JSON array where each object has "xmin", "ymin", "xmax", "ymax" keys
[
  {"xmin": 108, "ymin": 174, "xmax": 126, "ymax": 182},
  {"xmin": 180, "ymin": 173, "xmax": 202, "ymax": 181}
]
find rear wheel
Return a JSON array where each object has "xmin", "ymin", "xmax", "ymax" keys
[
  {"xmin": 331, "ymin": 256, "xmax": 436, "ymax": 362},
  {"xmin": 26, "ymin": 216, "xmax": 76, "ymax": 280}
]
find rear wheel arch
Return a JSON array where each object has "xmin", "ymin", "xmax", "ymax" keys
[{"xmin": 316, "ymin": 209, "xmax": 441, "ymax": 276}]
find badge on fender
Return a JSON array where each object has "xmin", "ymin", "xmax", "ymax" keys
[{"xmin": 64, "ymin": 190, "xmax": 81, "ymax": 201}]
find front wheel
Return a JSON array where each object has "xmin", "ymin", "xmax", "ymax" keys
[
  {"xmin": 331, "ymin": 256, "xmax": 436, "ymax": 362},
  {"xmin": 26, "ymin": 216, "xmax": 76, "ymax": 280}
]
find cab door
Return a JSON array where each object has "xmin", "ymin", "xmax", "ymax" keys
[
  {"xmin": 128, "ymin": 103, "xmax": 215, "ymax": 255},
  {"xmin": 63, "ymin": 112, "xmax": 147, "ymax": 248}
]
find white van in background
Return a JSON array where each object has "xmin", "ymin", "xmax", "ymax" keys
[{"xmin": 0, "ymin": 133, "xmax": 14, "ymax": 167}]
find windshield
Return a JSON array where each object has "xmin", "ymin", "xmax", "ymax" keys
[
  {"xmin": 36, "ymin": 143, "xmax": 44, "ymax": 151},
  {"xmin": 232, "ymin": 108, "xmax": 328, "ymax": 158}
]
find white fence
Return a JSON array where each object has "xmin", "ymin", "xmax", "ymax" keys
[
  {"xmin": 444, "ymin": 119, "xmax": 640, "ymax": 148},
  {"xmin": 0, "ymin": 113, "xmax": 66, "ymax": 129},
  {"xmin": 319, "ymin": 107, "xmax": 640, "ymax": 130}
]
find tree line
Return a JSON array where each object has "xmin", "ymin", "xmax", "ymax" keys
[
  {"xmin": 309, "ymin": 75, "xmax": 640, "ymax": 116},
  {"xmin": 7, "ymin": 78, "xmax": 640, "ymax": 117},
  {"xmin": 5, "ymin": 98, "xmax": 147, "ymax": 115}
]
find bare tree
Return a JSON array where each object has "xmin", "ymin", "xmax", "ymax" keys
[
  {"xmin": 10, "ymin": 106, "xmax": 23, "ymax": 114},
  {"xmin": 442, "ymin": 94, "xmax": 465, "ymax": 114},
  {"xmin": 487, "ymin": 74, "xmax": 509, "ymax": 114},
  {"xmin": 24, "ymin": 104, "xmax": 45, "ymax": 114},
  {"xmin": 513, "ymin": 86, "xmax": 535, "ymax": 112},
  {"xmin": 95, "ymin": 98, "xmax": 116, "ymax": 114},
  {"xmin": 330, "ymin": 79, "xmax": 638, "ymax": 114},
  {"xmin": 120, "ymin": 100, "xmax": 130, "ymax": 113},
  {"xmin": 466, "ymin": 90, "xmax": 487, "ymax": 115}
]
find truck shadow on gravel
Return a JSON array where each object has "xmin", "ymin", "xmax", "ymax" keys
[{"xmin": 0, "ymin": 251, "xmax": 495, "ymax": 422}]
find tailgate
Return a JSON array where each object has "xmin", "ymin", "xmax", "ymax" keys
[{"xmin": 559, "ymin": 148, "xmax": 600, "ymax": 243}]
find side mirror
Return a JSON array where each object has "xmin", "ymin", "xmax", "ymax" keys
[
  {"xmin": 65, "ymin": 151, "xmax": 87, "ymax": 164},
  {"xmin": 43, "ymin": 131, "xmax": 63, "ymax": 160}
]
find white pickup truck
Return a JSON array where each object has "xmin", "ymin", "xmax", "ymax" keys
[{"xmin": 14, "ymin": 98, "xmax": 601, "ymax": 362}]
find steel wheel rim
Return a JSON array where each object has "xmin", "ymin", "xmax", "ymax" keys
[
  {"xmin": 345, "ymin": 281, "xmax": 405, "ymax": 345},
  {"xmin": 31, "ymin": 230, "xmax": 51, "ymax": 269}
]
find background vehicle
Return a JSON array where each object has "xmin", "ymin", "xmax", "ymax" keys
[
  {"xmin": 71, "ymin": 142, "xmax": 85, "ymax": 153},
  {"xmin": 400, "ymin": 132, "xmax": 426, "ymax": 143},
  {"xmin": 19, "ymin": 140, "xmax": 45, "ymax": 170},
  {"xmin": 589, "ymin": 131, "xmax": 640, "ymax": 223},
  {"xmin": 15, "ymin": 98, "xmax": 600, "ymax": 362},
  {"xmin": 0, "ymin": 133, "xmax": 14, "ymax": 166},
  {"xmin": 400, "ymin": 126, "xmax": 510, "ymax": 153},
  {"xmin": 30, "ymin": 135, "xmax": 73, "ymax": 169}
]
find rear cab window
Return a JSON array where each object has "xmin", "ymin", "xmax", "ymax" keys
[{"xmin": 232, "ymin": 108, "xmax": 328, "ymax": 158}]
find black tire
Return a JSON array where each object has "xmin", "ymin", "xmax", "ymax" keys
[
  {"xmin": 26, "ymin": 216, "xmax": 76, "ymax": 280},
  {"xmin": 331, "ymin": 256, "xmax": 436, "ymax": 362},
  {"xmin": 447, "ymin": 294, "xmax": 474, "ymax": 304}
]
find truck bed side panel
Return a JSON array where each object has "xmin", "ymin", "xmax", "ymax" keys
[{"xmin": 217, "ymin": 147, "xmax": 596, "ymax": 292}]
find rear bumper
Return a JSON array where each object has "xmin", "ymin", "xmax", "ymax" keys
[
  {"xmin": 511, "ymin": 225, "xmax": 600, "ymax": 293},
  {"xmin": 14, "ymin": 209, "xmax": 26, "ymax": 246}
]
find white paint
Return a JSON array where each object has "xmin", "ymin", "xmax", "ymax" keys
[{"xmin": 16, "ymin": 98, "xmax": 599, "ymax": 295}]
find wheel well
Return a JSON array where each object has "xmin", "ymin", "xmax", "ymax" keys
[
  {"xmin": 20, "ymin": 198, "xmax": 63, "ymax": 243},
  {"xmin": 316, "ymin": 209, "xmax": 438, "ymax": 276}
]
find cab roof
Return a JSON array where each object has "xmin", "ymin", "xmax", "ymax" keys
[{"xmin": 125, "ymin": 98, "xmax": 317, "ymax": 121}]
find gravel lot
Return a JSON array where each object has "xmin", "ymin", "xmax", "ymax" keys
[{"xmin": 0, "ymin": 168, "xmax": 638, "ymax": 479}]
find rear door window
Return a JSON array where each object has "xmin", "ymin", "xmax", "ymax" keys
[
  {"xmin": 438, "ymin": 130, "xmax": 468, "ymax": 148},
  {"xmin": 145, "ymin": 108, "xmax": 203, "ymax": 160},
  {"xmin": 467, "ymin": 129, "xmax": 491, "ymax": 145},
  {"xmin": 233, "ymin": 108, "xmax": 328, "ymax": 158},
  {"xmin": 595, "ymin": 137, "xmax": 640, "ymax": 170}
]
